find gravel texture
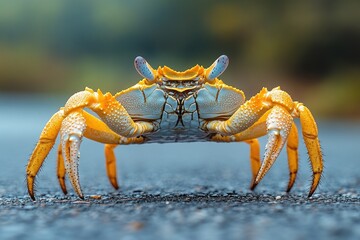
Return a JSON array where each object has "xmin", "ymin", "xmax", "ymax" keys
[{"xmin": 0, "ymin": 95, "xmax": 359, "ymax": 240}]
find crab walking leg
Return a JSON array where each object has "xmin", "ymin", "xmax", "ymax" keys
[
  {"xmin": 226, "ymin": 115, "xmax": 267, "ymax": 188},
  {"xmin": 84, "ymin": 111, "xmax": 127, "ymax": 190},
  {"xmin": 104, "ymin": 136, "xmax": 144, "ymax": 190},
  {"xmin": 104, "ymin": 144, "xmax": 119, "ymax": 190},
  {"xmin": 82, "ymin": 110, "xmax": 145, "ymax": 190},
  {"xmin": 244, "ymin": 139, "xmax": 261, "ymax": 190},
  {"xmin": 286, "ymin": 123, "xmax": 299, "ymax": 192},
  {"xmin": 57, "ymin": 144, "xmax": 67, "ymax": 195},
  {"xmin": 297, "ymin": 104, "xmax": 323, "ymax": 197},
  {"xmin": 26, "ymin": 111, "xmax": 64, "ymax": 200},
  {"xmin": 211, "ymin": 134, "xmax": 261, "ymax": 189}
]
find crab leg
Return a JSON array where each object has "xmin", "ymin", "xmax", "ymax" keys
[
  {"xmin": 211, "ymin": 113, "xmax": 299, "ymax": 192},
  {"xmin": 104, "ymin": 135, "xmax": 144, "ymax": 190},
  {"xmin": 205, "ymin": 87, "xmax": 323, "ymax": 196},
  {"xmin": 26, "ymin": 110, "xmax": 64, "ymax": 200},
  {"xmin": 245, "ymin": 139, "xmax": 261, "ymax": 189},
  {"xmin": 103, "ymin": 144, "xmax": 118, "ymax": 190},
  {"xmin": 27, "ymin": 88, "xmax": 154, "ymax": 200},
  {"xmin": 297, "ymin": 104, "xmax": 323, "ymax": 197},
  {"xmin": 82, "ymin": 109, "xmax": 145, "ymax": 190},
  {"xmin": 211, "ymin": 134, "xmax": 261, "ymax": 189},
  {"xmin": 57, "ymin": 142, "xmax": 121, "ymax": 196},
  {"xmin": 57, "ymin": 144, "xmax": 67, "ymax": 195},
  {"xmin": 286, "ymin": 123, "xmax": 299, "ymax": 192}
]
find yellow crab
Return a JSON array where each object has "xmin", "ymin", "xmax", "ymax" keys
[{"xmin": 26, "ymin": 55, "xmax": 323, "ymax": 200}]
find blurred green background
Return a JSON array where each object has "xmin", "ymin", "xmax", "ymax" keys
[{"xmin": 0, "ymin": 0, "xmax": 359, "ymax": 118}]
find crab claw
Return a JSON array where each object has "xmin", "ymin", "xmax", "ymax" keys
[
  {"xmin": 253, "ymin": 106, "xmax": 293, "ymax": 188},
  {"xmin": 134, "ymin": 56, "xmax": 156, "ymax": 81},
  {"xmin": 60, "ymin": 111, "xmax": 86, "ymax": 199},
  {"xmin": 205, "ymin": 55, "xmax": 229, "ymax": 81}
]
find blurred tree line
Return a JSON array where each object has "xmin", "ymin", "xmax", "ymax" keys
[{"xmin": 0, "ymin": 0, "xmax": 359, "ymax": 118}]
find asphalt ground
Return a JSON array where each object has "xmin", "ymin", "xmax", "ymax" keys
[{"xmin": 0, "ymin": 94, "xmax": 359, "ymax": 240}]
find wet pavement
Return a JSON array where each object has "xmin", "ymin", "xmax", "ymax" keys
[{"xmin": 0, "ymin": 94, "xmax": 359, "ymax": 240}]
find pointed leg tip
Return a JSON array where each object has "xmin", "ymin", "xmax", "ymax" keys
[
  {"xmin": 110, "ymin": 179, "xmax": 120, "ymax": 190},
  {"xmin": 60, "ymin": 183, "xmax": 68, "ymax": 195},
  {"xmin": 286, "ymin": 183, "xmax": 294, "ymax": 193},
  {"xmin": 27, "ymin": 175, "xmax": 36, "ymax": 200},
  {"xmin": 308, "ymin": 176, "xmax": 320, "ymax": 198},
  {"xmin": 30, "ymin": 194, "xmax": 36, "ymax": 201},
  {"xmin": 308, "ymin": 189, "xmax": 316, "ymax": 198},
  {"xmin": 75, "ymin": 189, "xmax": 85, "ymax": 199},
  {"xmin": 28, "ymin": 188, "xmax": 36, "ymax": 201},
  {"xmin": 250, "ymin": 182, "xmax": 258, "ymax": 191},
  {"xmin": 60, "ymin": 186, "xmax": 68, "ymax": 195}
]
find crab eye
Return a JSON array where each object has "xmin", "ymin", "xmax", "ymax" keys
[
  {"xmin": 205, "ymin": 55, "xmax": 229, "ymax": 81},
  {"xmin": 134, "ymin": 56, "xmax": 156, "ymax": 81}
]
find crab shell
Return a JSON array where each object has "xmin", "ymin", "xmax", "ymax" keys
[{"xmin": 116, "ymin": 55, "xmax": 244, "ymax": 142}]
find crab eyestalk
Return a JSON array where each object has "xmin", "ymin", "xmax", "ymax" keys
[
  {"xmin": 134, "ymin": 56, "xmax": 157, "ymax": 83},
  {"xmin": 205, "ymin": 55, "xmax": 229, "ymax": 82}
]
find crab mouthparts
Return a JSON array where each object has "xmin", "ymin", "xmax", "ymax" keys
[
  {"xmin": 163, "ymin": 85, "xmax": 197, "ymax": 92},
  {"xmin": 161, "ymin": 79, "xmax": 202, "ymax": 93}
]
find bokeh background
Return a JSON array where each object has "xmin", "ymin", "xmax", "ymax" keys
[
  {"xmin": 0, "ymin": 2, "xmax": 359, "ymax": 239},
  {"xmin": 0, "ymin": 0, "xmax": 359, "ymax": 118}
]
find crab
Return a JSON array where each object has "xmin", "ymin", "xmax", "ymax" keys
[{"xmin": 26, "ymin": 55, "xmax": 323, "ymax": 200}]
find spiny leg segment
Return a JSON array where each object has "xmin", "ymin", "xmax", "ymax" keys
[
  {"xmin": 297, "ymin": 104, "xmax": 323, "ymax": 197},
  {"xmin": 27, "ymin": 110, "xmax": 64, "ymax": 200}
]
